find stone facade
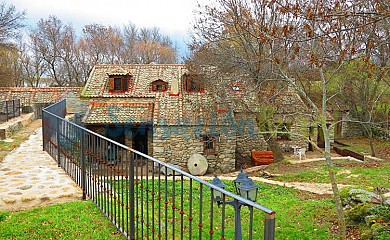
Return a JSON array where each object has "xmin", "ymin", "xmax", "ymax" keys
[
  {"xmin": 234, "ymin": 112, "xmax": 266, "ymax": 166},
  {"xmin": 153, "ymin": 126, "xmax": 236, "ymax": 174},
  {"xmin": 81, "ymin": 64, "xmax": 314, "ymax": 174},
  {"xmin": 338, "ymin": 115, "xmax": 365, "ymax": 138}
]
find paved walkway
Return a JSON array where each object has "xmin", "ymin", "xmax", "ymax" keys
[
  {"xmin": 200, "ymin": 164, "xmax": 352, "ymax": 195},
  {"xmin": 0, "ymin": 127, "xmax": 82, "ymax": 211}
]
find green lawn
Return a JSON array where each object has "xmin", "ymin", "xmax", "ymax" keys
[
  {"xmin": 0, "ymin": 182, "xmax": 338, "ymax": 239},
  {"xmin": 0, "ymin": 201, "xmax": 126, "ymax": 240},
  {"xmin": 266, "ymin": 159, "xmax": 390, "ymax": 189}
]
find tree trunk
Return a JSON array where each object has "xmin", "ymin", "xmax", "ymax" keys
[
  {"xmin": 264, "ymin": 134, "xmax": 284, "ymax": 162},
  {"xmin": 324, "ymin": 131, "xmax": 347, "ymax": 240},
  {"xmin": 320, "ymin": 68, "xmax": 346, "ymax": 239},
  {"xmin": 367, "ymin": 126, "xmax": 376, "ymax": 157}
]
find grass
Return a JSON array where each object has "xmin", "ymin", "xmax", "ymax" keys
[
  {"xmin": 266, "ymin": 159, "xmax": 390, "ymax": 189},
  {"xmin": 0, "ymin": 201, "xmax": 125, "ymax": 239},
  {"xmin": 0, "ymin": 181, "xmax": 338, "ymax": 240},
  {"xmin": 2, "ymin": 126, "xmax": 384, "ymax": 239},
  {"xmin": 104, "ymin": 179, "xmax": 338, "ymax": 239},
  {"xmin": 336, "ymin": 137, "xmax": 390, "ymax": 160}
]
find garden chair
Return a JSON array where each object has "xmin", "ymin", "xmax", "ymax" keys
[{"xmin": 298, "ymin": 147, "xmax": 306, "ymax": 160}]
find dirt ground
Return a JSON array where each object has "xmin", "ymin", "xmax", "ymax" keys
[{"xmin": 336, "ymin": 137, "xmax": 390, "ymax": 160}]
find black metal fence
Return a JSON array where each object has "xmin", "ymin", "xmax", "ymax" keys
[
  {"xmin": 42, "ymin": 100, "xmax": 276, "ymax": 240},
  {"xmin": 0, "ymin": 99, "xmax": 21, "ymax": 123}
]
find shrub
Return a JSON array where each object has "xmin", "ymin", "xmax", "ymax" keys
[
  {"xmin": 370, "ymin": 205, "xmax": 390, "ymax": 222},
  {"xmin": 0, "ymin": 212, "xmax": 9, "ymax": 222},
  {"xmin": 347, "ymin": 203, "xmax": 375, "ymax": 222}
]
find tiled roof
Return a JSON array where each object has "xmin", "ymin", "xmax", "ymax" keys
[
  {"xmin": 81, "ymin": 64, "xmax": 309, "ymax": 126},
  {"xmin": 0, "ymin": 87, "xmax": 81, "ymax": 105},
  {"xmin": 83, "ymin": 100, "xmax": 154, "ymax": 124},
  {"xmin": 82, "ymin": 64, "xmax": 233, "ymax": 126},
  {"xmin": 107, "ymin": 67, "xmax": 129, "ymax": 76},
  {"xmin": 81, "ymin": 64, "xmax": 187, "ymax": 98}
]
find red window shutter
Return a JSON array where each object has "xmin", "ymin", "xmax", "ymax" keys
[
  {"xmin": 162, "ymin": 84, "xmax": 166, "ymax": 91},
  {"xmin": 186, "ymin": 78, "xmax": 191, "ymax": 92},
  {"xmin": 108, "ymin": 78, "xmax": 114, "ymax": 91},
  {"xmin": 122, "ymin": 77, "xmax": 128, "ymax": 91},
  {"xmin": 152, "ymin": 84, "xmax": 157, "ymax": 91}
]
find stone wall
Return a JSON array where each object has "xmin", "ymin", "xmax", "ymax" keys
[
  {"xmin": 234, "ymin": 113, "xmax": 267, "ymax": 167},
  {"xmin": 234, "ymin": 112, "xmax": 309, "ymax": 163},
  {"xmin": 0, "ymin": 113, "xmax": 35, "ymax": 139},
  {"xmin": 153, "ymin": 125, "xmax": 236, "ymax": 174},
  {"xmin": 340, "ymin": 115, "xmax": 365, "ymax": 138}
]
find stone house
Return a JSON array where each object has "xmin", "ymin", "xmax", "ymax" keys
[{"xmin": 80, "ymin": 64, "xmax": 311, "ymax": 173}]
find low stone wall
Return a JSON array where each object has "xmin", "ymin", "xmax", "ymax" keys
[{"xmin": 0, "ymin": 113, "xmax": 35, "ymax": 139}]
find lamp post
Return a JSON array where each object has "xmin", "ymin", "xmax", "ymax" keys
[{"xmin": 211, "ymin": 170, "xmax": 259, "ymax": 240}]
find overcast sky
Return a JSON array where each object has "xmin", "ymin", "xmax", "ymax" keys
[{"xmin": 7, "ymin": 0, "xmax": 201, "ymax": 57}]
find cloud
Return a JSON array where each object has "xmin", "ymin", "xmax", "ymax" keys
[{"xmin": 9, "ymin": 0, "xmax": 196, "ymax": 37}]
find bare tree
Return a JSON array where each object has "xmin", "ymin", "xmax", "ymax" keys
[
  {"xmin": 0, "ymin": 45, "xmax": 21, "ymax": 86},
  {"xmin": 18, "ymin": 41, "xmax": 46, "ymax": 87},
  {"xmin": 188, "ymin": 0, "xmax": 389, "ymax": 239},
  {"xmin": 20, "ymin": 16, "xmax": 180, "ymax": 87},
  {"xmin": 136, "ymin": 27, "xmax": 178, "ymax": 63},
  {"xmin": 0, "ymin": 2, "xmax": 25, "ymax": 86},
  {"xmin": 30, "ymin": 15, "xmax": 65, "ymax": 86},
  {"xmin": 0, "ymin": 2, "xmax": 25, "ymax": 47},
  {"xmin": 122, "ymin": 22, "xmax": 138, "ymax": 63}
]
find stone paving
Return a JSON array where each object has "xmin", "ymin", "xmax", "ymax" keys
[{"xmin": 0, "ymin": 127, "xmax": 82, "ymax": 212}]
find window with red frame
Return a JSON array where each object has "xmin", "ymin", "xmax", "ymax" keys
[{"xmin": 151, "ymin": 79, "xmax": 168, "ymax": 92}]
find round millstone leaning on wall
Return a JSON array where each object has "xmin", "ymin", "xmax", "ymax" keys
[{"xmin": 187, "ymin": 154, "xmax": 208, "ymax": 176}]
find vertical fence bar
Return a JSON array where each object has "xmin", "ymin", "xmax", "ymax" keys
[
  {"xmin": 249, "ymin": 206, "xmax": 254, "ymax": 240},
  {"xmin": 180, "ymin": 175, "xmax": 184, "ymax": 240},
  {"xmin": 172, "ymin": 170, "xmax": 175, "ymax": 240},
  {"xmin": 129, "ymin": 150, "xmax": 135, "ymax": 240},
  {"xmin": 188, "ymin": 179, "xmax": 193, "ymax": 239},
  {"xmin": 146, "ymin": 157, "xmax": 150, "ymax": 239},
  {"xmin": 56, "ymin": 117, "xmax": 61, "ymax": 167},
  {"xmin": 42, "ymin": 110, "xmax": 46, "ymax": 151},
  {"xmin": 12, "ymin": 100, "xmax": 15, "ymax": 119},
  {"xmin": 164, "ymin": 166, "xmax": 168, "ymax": 240},
  {"xmin": 264, "ymin": 213, "xmax": 275, "ymax": 240},
  {"xmin": 209, "ymin": 189, "xmax": 214, "ymax": 240},
  {"xmin": 221, "ymin": 194, "xmax": 226, "ymax": 240},
  {"xmin": 199, "ymin": 184, "xmax": 203, "ymax": 240},
  {"xmin": 158, "ymin": 163, "xmax": 162, "ymax": 239},
  {"xmin": 5, "ymin": 100, "xmax": 8, "ymax": 122},
  {"xmin": 80, "ymin": 128, "xmax": 86, "ymax": 200}
]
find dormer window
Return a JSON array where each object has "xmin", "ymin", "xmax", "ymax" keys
[
  {"xmin": 108, "ymin": 75, "xmax": 131, "ymax": 92},
  {"xmin": 151, "ymin": 79, "xmax": 168, "ymax": 92},
  {"xmin": 183, "ymin": 74, "xmax": 204, "ymax": 93},
  {"xmin": 107, "ymin": 68, "xmax": 131, "ymax": 93}
]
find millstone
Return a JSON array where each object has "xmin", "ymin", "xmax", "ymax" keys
[{"xmin": 187, "ymin": 154, "xmax": 208, "ymax": 176}]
